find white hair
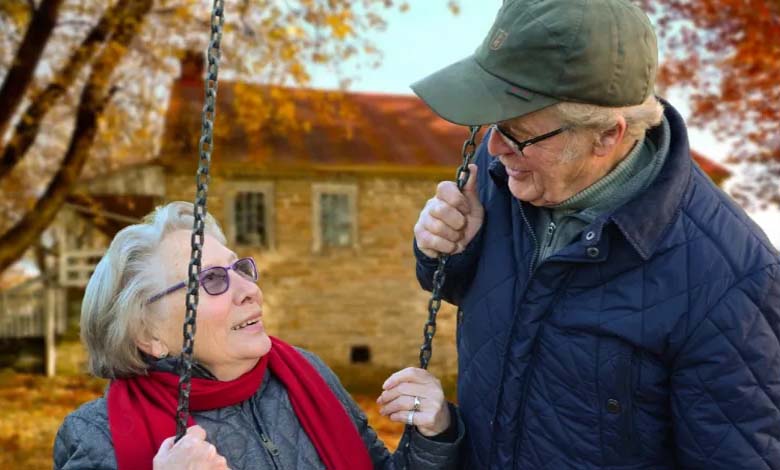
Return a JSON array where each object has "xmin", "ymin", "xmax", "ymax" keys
[
  {"xmin": 551, "ymin": 95, "xmax": 664, "ymax": 161},
  {"xmin": 80, "ymin": 201, "xmax": 226, "ymax": 378}
]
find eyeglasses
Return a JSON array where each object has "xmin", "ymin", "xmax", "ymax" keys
[
  {"xmin": 491, "ymin": 123, "xmax": 570, "ymax": 157},
  {"xmin": 146, "ymin": 257, "xmax": 258, "ymax": 305}
]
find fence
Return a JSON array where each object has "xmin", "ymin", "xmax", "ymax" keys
[{"xmin": 0, "ymin": 277, "xmax": 67, "ymax": 376}]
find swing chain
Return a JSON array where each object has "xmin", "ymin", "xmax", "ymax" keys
[
  {"xmin": 176, "ymin": 0, "xmax": 225, "ymax": 441},
  {"xmin": 417, "ymin": 125, "xmax": 481, "ymax": 370}
]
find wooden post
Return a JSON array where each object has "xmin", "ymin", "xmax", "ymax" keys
[{"xmin": 45, "ymin": 286, "xmax": 56, "ymax": 377}]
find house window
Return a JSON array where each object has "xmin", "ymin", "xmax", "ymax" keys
[
  {"xmin": 234, "ymin": 192, "xmax": 267, "ymax": 247},
  {"xmin": 226, "ymin": 182, "xmax": 274, "ymax": 249},
  {"xmin": 321, "ymin": 193, "xmax": 352, "ymax": 247},
  {"xmin": 350, "ymin": 345, "xmax": 371, "ymax": 364},
  {"xmin": 312, "ymin": 183, "xmax": 357, "ymax": 252}
]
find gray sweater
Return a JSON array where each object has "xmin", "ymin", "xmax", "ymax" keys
[{"xmin": 53, "ymin": 349, "xmax": 464, "ymax": 469}]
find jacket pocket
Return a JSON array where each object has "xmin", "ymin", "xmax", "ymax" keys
[{"xmin": 598, "ymin": 338, "xmax": 641, "ymax": 464}]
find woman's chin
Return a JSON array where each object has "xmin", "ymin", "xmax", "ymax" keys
[
  {"xmin": 256, "ymin": 333, "xmax": 272, "ymax": 356},
  {"xmin": 229, "ymin": 332, "xmax": 272, "ymax": 360}
]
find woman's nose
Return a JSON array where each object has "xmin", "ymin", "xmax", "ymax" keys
[{"xmin": 230, "ymin": 270, "xmax": 261, "ymax": 305}]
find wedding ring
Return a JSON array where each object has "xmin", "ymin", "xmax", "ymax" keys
[
  {"xmin": 412, "ymin": 396, "xmax": 421, "ymax": 412},
  {"xmin": 406, "ymin": 409, "xmax": 416, "ymax": 426}
]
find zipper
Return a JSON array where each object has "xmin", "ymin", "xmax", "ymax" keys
[
  {"xmin": 249, "ymin": 402, "xmax": 282, "ymax": 468},
  {"xmin": 506, "ymin": 265, "xmax": 575, "ymax": 466},
  {"xmin": 518, "ymin": 203, "xmax": 539, "ymax": 276},
  {"xmin": 456, "ymin": 308, "xmax": 464, "ymax": 347},
  {"xmin": 512, "ymin": 271, "xmax": 575, "ymax": 463},
  {"xmin": 546, "ymin": 221, "xmax": 556, "ymax": 246},
  {"xmin": 260, "ymin": 432, "xmax": 281, "ymax": 457},
  {"xmin": 487, "ymin": 201, "xmax": 540, "ymax": 466}
]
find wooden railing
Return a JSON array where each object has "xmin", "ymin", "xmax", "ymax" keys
[
  {"xmin": 60, "ymin": 249, "xmax": 105, "ymax": 288},
  {"xmin": 0, "ymin": 277, "xmax": 66, "ymax": 339},
  {"xmin": 0, "ymin": 276, "xmax": 67, "ymax": 376}
]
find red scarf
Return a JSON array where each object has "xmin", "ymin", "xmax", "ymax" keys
[{"xmin": 108, "ymin": 337, "xmax": 372, "ymax": 470}]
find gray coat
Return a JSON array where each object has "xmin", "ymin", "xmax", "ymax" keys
[{"xmin": 54, "ymin": 349, "xmax": 464, "ymax": 469}]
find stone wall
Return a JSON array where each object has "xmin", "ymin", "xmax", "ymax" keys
[{"xmin": 164, "ymin": 171, "xmax": 460, "ymax": 380}]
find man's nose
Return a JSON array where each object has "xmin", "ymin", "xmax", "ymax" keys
[{"xmin": 487, "ymin": 127, "xmax": 512, "ymax": 157}]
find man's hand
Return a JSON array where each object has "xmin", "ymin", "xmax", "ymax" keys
[{"xmin": 414, "ymin": 164, "xmax": 484, "ymax": 258}]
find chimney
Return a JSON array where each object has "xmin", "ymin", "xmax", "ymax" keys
[{"xmin": 178, "ymin": 50, "xmax": 204, "ymax": 87}]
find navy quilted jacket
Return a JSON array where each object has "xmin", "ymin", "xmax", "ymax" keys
[{"xmin": 415, "ymin": 102, "xmax": 780, "ymax": 469}]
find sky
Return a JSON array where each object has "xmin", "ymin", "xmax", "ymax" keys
[{"xmin": 310, "ymin": 1, "xmax": 780, "ymax": 247}]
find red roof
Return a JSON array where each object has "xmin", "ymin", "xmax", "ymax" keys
[
  {"xmin": 160, "ymin": 75, "xmax": 730, "ymax": 182},
  {"xmin": 161, "ymin": 83, "xmax": 471, "ymax": 174},
  {"xmin": 691, "ymin": 149, "xmax": 731, "ymax": 183}
]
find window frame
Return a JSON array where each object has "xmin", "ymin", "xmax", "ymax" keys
[
  {"xmin": 311, "ymin": 182, "xmax": 358, "ymax": 253},
  {"xmin": 225, "ymin": 181, "xmax": 275, "ymax": 250}
]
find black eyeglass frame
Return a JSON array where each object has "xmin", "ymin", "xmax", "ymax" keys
[
  {"xmin": 146, "ymin": 257, "xmax": 258, "ymax": 305},
  {"xmin": 491, "ymin": 123, "xmax": 571, "ymax": 156}
]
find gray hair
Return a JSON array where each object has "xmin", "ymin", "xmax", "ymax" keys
[
  {"xmin": 80, "ymin": 201, "xmax": 226, "ymax": 378},
  {"xmin": 552, "ymin": 95, "xmax": 664, "ymax": 161}
]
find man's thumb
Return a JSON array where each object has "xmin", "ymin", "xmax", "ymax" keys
[{"xmin": 462, "ymin": 164, "xmax": 480, "ymax": 201}]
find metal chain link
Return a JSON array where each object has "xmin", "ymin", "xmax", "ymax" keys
[
  {"xmin": 418, "ymin": 125, "xmax": 481, "ymax": 370},
  {"xmin": 176, "ymin": 0, "xmax": 224, "ymax": 442}
]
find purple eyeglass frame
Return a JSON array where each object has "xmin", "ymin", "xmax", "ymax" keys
[{"xmin": 146, "ymin": 257, "xmax": 258, "ymax": 305}]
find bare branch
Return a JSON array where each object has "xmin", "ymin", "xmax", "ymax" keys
[
  {"xmin": 0, "ymin": 0, "xmax": 65, "ymax": 141},
  {"xmin": 0, "ymin": 0, "xmax": 130, "ymax": 179},
  {"xmin": 0, "ymin": 0, "xmax": 154, "ymax": 272}
]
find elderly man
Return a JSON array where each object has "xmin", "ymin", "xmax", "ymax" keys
[{"xmin": 411, "ymin": 0, "xmax": 780, "ymax": 469}]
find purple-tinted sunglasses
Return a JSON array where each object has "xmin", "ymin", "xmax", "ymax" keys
[{"xmin": 146, "ymin": 257, "xmax": 258, "ymax": 305}]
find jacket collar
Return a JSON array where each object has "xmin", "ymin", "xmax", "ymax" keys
[
  {"xmin": 609, "ymin": 99, "xmax": 691, "ymax": 260},
  {"xmin": 488, "ymin": 99, "xmax": 692, "ymax": 261}
]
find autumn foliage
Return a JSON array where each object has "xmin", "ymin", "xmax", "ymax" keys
[
  {"xmin": 640, "ymin": 0, "xmax": 780, "ymax": 206},
  {"xmin": 0, "ymin": 0, "xmax": 412, "ymax": 273}
]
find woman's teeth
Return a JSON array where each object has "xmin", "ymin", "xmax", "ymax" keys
[{"xmin": 232, "ymin": 319, "xmax": 259, "ymax": 331}]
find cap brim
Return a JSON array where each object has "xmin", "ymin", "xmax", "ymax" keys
[{"xmin": 410, "ymin": 56, "xmax": 559, "ymax": 126}]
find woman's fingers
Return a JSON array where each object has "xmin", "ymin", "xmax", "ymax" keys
[
  {"xmin": 379, "ymin": 394, "xmax": 422, "ymax": 416},
  {"xmin": 377, "ymin": 382, "xmax": 441, "ymax": 407},
  {"xmin": 377, "ymin": 367, "xmax": 453, "ymax": 437},
  {"xmin": 382, "ymin": 367, "xmax": 438, "ymax": 390},
  {"xmin": 185, "ymin": 424, "xmax": 207, "ymax": 440},
  {"xmin": 384, "ymin": 398, "xmax": 447, "ymax": 432},
  {"xmin": 154, "ymin": 425, "xmax": 230, "ymax": 470}
]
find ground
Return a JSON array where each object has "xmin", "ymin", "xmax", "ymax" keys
[{"xmin": 0, "ymin": 339, "xmax": 407, "ymax": 468}]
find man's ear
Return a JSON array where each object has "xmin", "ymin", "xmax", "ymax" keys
[
  {"xmin": 593, "ymin": 115, "xmax": 628, "ymax": 157},
  {"xmin": 136, "ymin": 336, "xmax": 169, "ymax": 359}
]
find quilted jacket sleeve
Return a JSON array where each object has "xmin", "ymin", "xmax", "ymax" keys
[
  {"xmin": 299, "ymin": 349, "xmax": 465, "ymax": 470},
  {"xmin": 671, "ymin": 263, "xmax": 780, "ymax": 469},
  {"xmin": 53, "ymin": 402, "xmax": 117, "ymax": 470}
]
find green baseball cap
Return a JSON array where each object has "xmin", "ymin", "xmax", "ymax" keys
[{"xmin": 411, "ymin": 0, "xmax": 658, "ymax": 126}]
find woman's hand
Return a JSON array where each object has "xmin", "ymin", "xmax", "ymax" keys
[
  {"xmin": 153, "ymin": 425, "xmax": 230, "ymax": 470},
  {"xmin": 377, "ymin": 367, "xmax": 451, "ymax": 437}
]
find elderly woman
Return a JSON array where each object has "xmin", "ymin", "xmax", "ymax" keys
[{"xmin": 54, "ymin": 202, "xmax": 462, "ymax": 470}]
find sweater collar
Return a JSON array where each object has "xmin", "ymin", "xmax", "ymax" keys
[{"xmin": 551, "ymin": 136, "xmax": 647, "ymax": 213}]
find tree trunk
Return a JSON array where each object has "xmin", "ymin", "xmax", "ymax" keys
[
  {"xmin": 0, "ymin": 0, "xmax": 154, "ymax": 273},
  {"xmin": 0, "ymin": 0, "xmax": 127, "ymax": 180},
  {"xmin": 0, "ymin": 0, "xmax": 64, "ymax": 141}
]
